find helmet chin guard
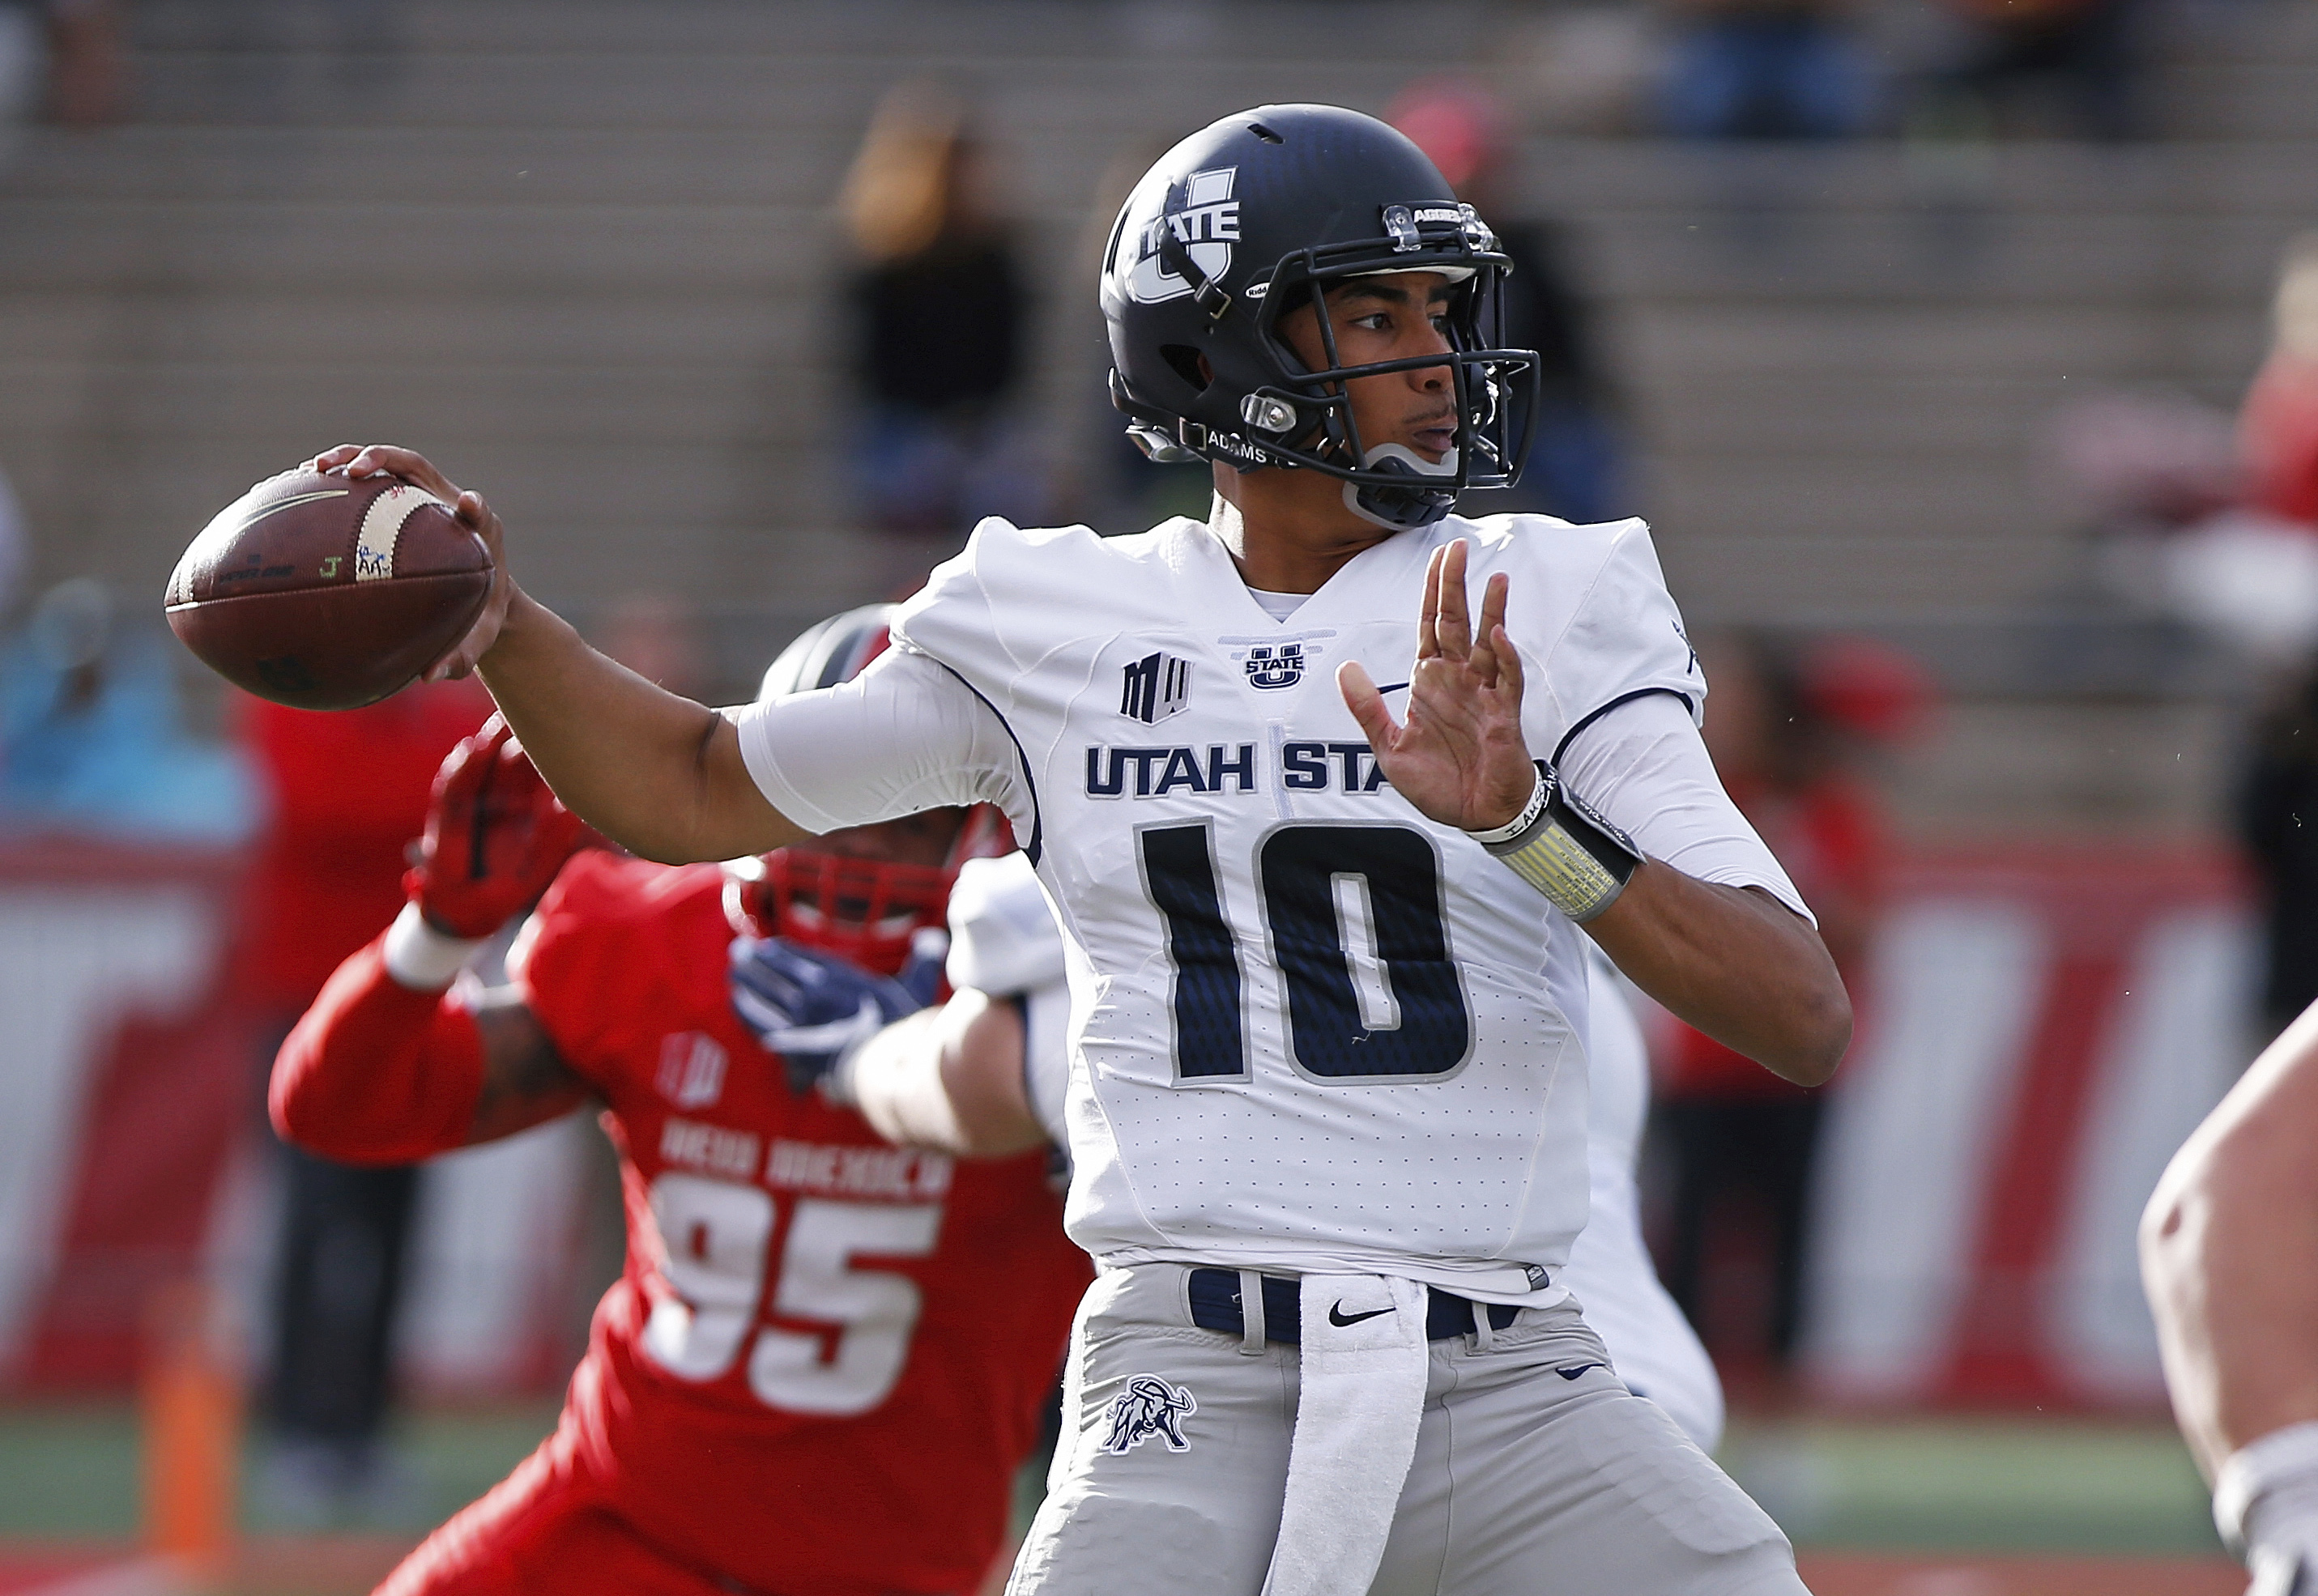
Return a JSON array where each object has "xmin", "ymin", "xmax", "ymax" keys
[
  {"xmin": 1344, "ymin": 444, "xmax": 1460, "ymax": 532},
  {"xmin": 1101, "ymin": 104, "xmax": 1540, "ymax": 508}
]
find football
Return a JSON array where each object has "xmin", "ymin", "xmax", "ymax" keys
[{"xmin": 164, "ymin": 466, "xmax": 492, "ymax": 710}]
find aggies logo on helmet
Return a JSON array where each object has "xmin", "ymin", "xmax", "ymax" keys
[{"xmin": 1115, "ymin": 167, "xmax": 1239, "ymax": 306}]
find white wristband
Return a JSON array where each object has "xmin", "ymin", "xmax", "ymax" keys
[
  {"xmin": 2217, "ymin": 1420, "xmax": 2318, "ymax": 1555},
  {"xmin": 1464, "ymin": 766, "xmax": 1547, "ymax": 845},
  {"xmin": 381, "ymin": 902, "xmax": 486, "ymax": 991}
]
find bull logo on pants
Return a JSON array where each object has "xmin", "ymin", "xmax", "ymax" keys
[{"xmin": 1100, "ymin": 1374, "xmax": 1197, "ymax": 1454}]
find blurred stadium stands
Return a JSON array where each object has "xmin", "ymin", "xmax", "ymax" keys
[
  {"xmin": 0, "ymin": 2, "xmax": 2307, "ymax": 818},
  {"xmin": 2, "ymin": 0, "xmax": 2316, "ymax": 1585}
]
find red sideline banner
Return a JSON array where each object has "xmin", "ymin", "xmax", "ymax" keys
[
  {"xmin": 0, "ymin": 837, "xmax": 2260, "ymax": 1404},
  {"xmin": 1804, "ymin": 842, "xmax": 2256, "ymax": 1409},
  {"xmin": 0, "ymin": 837, "xmax": 586, "ymax": 1397}
]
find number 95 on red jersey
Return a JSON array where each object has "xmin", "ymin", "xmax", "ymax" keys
[{"xmin": 512, "ymin": 851, "xmax": 1091, "ymax": 1596}]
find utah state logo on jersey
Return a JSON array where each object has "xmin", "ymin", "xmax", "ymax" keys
[{"xmin": 1244, "ymin": 643, "xmax": 1304, "ymax": 689}]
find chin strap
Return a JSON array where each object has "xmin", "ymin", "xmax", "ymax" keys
[{"xmin": 1342, "ymin": 444, "xmax": 1459, "ymax": 532}]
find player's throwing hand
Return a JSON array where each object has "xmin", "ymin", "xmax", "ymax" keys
[
  {"xmin": 1340, "ymin": 538, "xmax": 1539, "ymax": 832},
  {"xmin": 305, "ymin": 442, "xmax": 513, "ymax": 682}
]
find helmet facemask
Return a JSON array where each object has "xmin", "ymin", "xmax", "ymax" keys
[{"xmin": 724, "ymin": 846, "xmax": 956, "ymax": 979}]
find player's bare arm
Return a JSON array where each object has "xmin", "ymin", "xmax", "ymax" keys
[
  {"xmin": 844, "ymin": 991, "xmax": 1046, "ymax": 1158},
  {"xmin": 2142, "ymin": 1003, "xmax": 2318, "ymax": 1479},
  {"xmin": 465, "ymin": 994, "xmax": 593, "ymax": 1143},
  {"xmin": 1344, "ymin": 539, "xmax": 1851, "ymax": 1087},
  {"xmin": 305, "ymin": 442, "xmax": 809, "ymax": 865}
]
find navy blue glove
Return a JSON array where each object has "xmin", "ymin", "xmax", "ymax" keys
[{"xmin": 729, "ymin": 936, "xmax": 934, "ymax": 1097}]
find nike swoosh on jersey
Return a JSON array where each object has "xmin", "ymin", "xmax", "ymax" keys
[
  {"xmin": 1327, "ymin": 1301, "xmax": 1394, "ymax": 1327},
  {"xmin": 1554, "ymin": 1362, "xmax": 1605, "ymax": 1380}
]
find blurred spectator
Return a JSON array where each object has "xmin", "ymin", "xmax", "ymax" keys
[
  {"xmin": 2235, "ymin": 233, "xmax": 2318, "ymax": 1042},
  {"xmin": 0, "ymin": 2, "xmax": 37, "ymax": 152},
  {"xmin": 0, "ymin": 577, "xmax": 256, "ymax": 841},
  {"xmin": 1650, "ymin": 630, "xmax": 1925, "ymax": 1383},
  {"xmin": 1658, "ymin": 0, "xmax": 1877, "ymax": 141},
  {"xmin": 2057, "ymin": 244, "xmax": 2318, "ymax": 666},
  {"xmin": 837, "ymin": 83, "xmax": 1046, "ymax": 572},
  {"xmin": 45, "ymin": 0, "xmax": 121, "ymax": 126},
  {"xmin": 2243, "ymin": 232, "xmax": 2318, "ymax": 533},
  {"xmin": 1918, "ymin": 0, "xmax": 2143, "ymax": 141},
  {"xmin": 1516, "ymin": 7, "xmax": 1668, "ymax": 136},
  {"xmin": 237, "ymin": 680, "xmax": 489, "ymax": 1522},
  {"xmin": 2240, "ymin": 673, "xmax": 2318, "ymax": 1041},
  {"xmin": 0, "ymin": 0, "xmax": 122, "ymax": 155},
  {"xmin": 1389, "ymin": 79, "xmax": 1633, "ymax": 524}
]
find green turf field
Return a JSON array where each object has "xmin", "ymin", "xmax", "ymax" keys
[
  {"xmin": 1719, "ymin": 1415, "xmax": 2225, "ymax": 1556},
  {"xmin": 0, "ymin": 1402, "xmax": 2231, "ymax": 1592}
]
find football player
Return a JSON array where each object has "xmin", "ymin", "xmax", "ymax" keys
[
  {"xmin": 2143, "ymin": 1002, "xmax": 2318, "ymax": 1596},
  {"xmin": 761, "ymin": 841, "xmax": 1727, "ymax": 1453},
  {"xmin": 270, "ymin": 622, "xmax": 1089, "ymax": 1596},
  {"xmin": 312, "ymin": 101, "xmax": 1847, "ymax": 1596}
]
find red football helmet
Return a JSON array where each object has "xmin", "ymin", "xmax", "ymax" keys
[{"xmin": 724, "ymin": 604, "xmax": 1011, "ymax": 976}]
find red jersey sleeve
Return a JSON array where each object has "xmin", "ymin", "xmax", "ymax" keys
[
  {"xmin": 270, "ymin": 938, "xmax": 487, "ymax": 1164},
  {"xmin": 512, "ymin": 852, "xmax": 731, "ymax": 1092}
]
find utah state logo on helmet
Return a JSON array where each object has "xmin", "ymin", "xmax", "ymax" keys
[{"xmin": 1100, "ymin": 103, "xmax": 1540, "ymax": 533}]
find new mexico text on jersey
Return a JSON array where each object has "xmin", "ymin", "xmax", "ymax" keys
[{"xmin": 418, "ymin": 853, "xmax": 1089, "ymax": 1596}]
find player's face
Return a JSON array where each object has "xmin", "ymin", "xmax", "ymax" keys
[{"xmin": 1277, "ymin": 271, "xmax": 1459, "ymax": 465}]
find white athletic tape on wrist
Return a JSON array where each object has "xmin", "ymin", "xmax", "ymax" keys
[
  {"xmin": 2216, "ymin": 1420, "xmax": 2318, "ymax": 1556},
  {"xmin": 382, "ymin": 902, "xmax": 486, "ymax": 991},
  {"xmin": 820, "ymin": 1044, "xmax": 865, "ymax": 1108},
  {"xmin": 1469, "ymin": 762, "xmax": 1642, "ymax": 923},
  {"xmin": 1464, "ymin": 765, "xmax": 1547, "ymax": 846}
]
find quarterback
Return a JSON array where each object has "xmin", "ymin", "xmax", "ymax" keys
[
  {"xmin": 314, "ymin": 103, "xmax": 1847, "ymax": 1596},
  {"xmin": 271, "ymin": 690, "xmax": 1087, "ymax": 1595}
]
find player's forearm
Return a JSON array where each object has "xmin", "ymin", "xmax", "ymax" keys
[
  {"xmin": 477, "ymin": 590, "xmax": 808, "ymax": 864},
  {"xmin": 846, "ymin": 995, "xmax": 1046, "ymax": 1157},
  {"xmin": 1586, "ymin": 866, "xmax": 1851, "ymax": 1086},
  {"xmin": 271, "ymin": 938, "xmax": 488, "ymax": 1164},
  {"xmin": 2143, "ymin": 1013, "xmax": 2318, "ymax": 1479}
]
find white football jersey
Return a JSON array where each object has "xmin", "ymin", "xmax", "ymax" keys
[
  {"xmin": 948, "ymin": 850, "xmax": 1724, "ymax": 1450},
  {"xmin": 889, "ymin": 511, "xmax": 1708, "ymax": 1305}
]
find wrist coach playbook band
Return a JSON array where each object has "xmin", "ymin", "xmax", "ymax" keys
[{"xmin": 1470, "ymin": 761, "xmax": 1643, "ymax": 923}]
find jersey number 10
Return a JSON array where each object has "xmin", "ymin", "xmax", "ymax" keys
[{"xmin": 1140, "ymin": 821, "xmax": 1472, "ymax": 1079}]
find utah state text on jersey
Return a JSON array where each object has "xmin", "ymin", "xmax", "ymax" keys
[{"xmin": 1084, "ymin": 741, "xmax": 1388, "ymax": 798}]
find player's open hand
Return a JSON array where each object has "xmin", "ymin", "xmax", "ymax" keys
[
  {"xmin": 1340, "ymin": 538, "xmax": 1538, "ymax": 832},
  {"xmin": 307, "ymin": 442, "xmax": 514, "ymax": 682},
  {"xmin": 409, "ymin": 714, "xmax": 586, "ymax": 938}
]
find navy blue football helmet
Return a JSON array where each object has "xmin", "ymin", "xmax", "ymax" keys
[{"xmin": 1099, "ymin": 103, "xmax": 1540, "ymax": 532}]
